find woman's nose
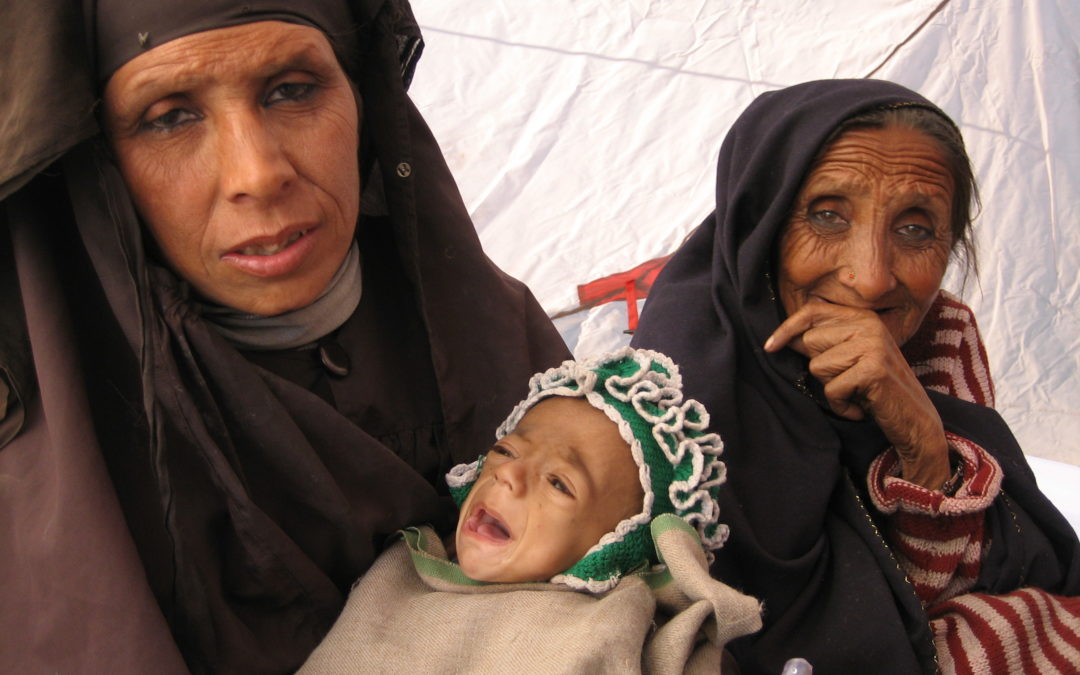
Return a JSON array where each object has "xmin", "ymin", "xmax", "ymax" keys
[
  {"xmin": 217, "ymin": 109, "xmax": 297, "ymax": 204},
  {"xmin": 841, "ymin": 229, "xmax": 897, "ymax": 300}
]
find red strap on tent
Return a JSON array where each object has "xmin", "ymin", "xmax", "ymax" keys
[{"xmin": 576, "ymin": 255, "xmax": 672, "ymax": 332}]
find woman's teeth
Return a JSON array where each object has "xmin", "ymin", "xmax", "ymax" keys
[{"xmin": 239, "ymin": 230, "xmax": 306, "ymax": 256}]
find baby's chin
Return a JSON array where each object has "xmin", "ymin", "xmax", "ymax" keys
[
  {"xmin": 457, "ymin": 552, "xmax": 521, "ymax": 583},
  {"xmin": 454, "ymin": 536, "xmax": 499, "ymax": 582},
  {"xmin": 456, "ymin": 547, "xmax": 558, "ymax": 584}
]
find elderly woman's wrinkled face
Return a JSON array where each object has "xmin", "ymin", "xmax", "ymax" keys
[
  {"xmin": 777, "ymin": 126, "xmax": 955, "ymax": 347},
  {"xmin": 104, "ymin": 21, "xmax": 360, "ymax": 315}
]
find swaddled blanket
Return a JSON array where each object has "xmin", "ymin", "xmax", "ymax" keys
[{"xmin": 301, "ymin": 514, "xmax": 762, "ymax": 674}]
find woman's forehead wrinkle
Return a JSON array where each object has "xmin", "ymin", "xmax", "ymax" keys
[
  {"xmin": 808, "ymin": 166, "xmax": 951, "ymax": 198},
  {"xmin": 829, "ymin": 137, "xmax": 951, "ymax": 174},
  {"xmin": 92, "ymin": 0, "xmax": 359, "ymax": 83},
  {"xmin": 117, "ymin": 27, "xmax": 330, "ymax": 101},
  {"xmin": 809, "ymin": 146, "xmax": 953, "ymax": 204}
]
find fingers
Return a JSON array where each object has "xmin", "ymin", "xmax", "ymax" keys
[
  {"xmin": 827, "ymin": 396, "xmax": 866, "ymax": 421},
  {"xmin": 764, "ymin": 301, "xmax": 951, "ymax": 489},
  {"xmin": 764, "ymin": 307, "xmax": 818, "ymax": 354},
  {"xmin": 818, "ymin": 358, "xmax": 873, "ymax": 421},
  {"xmin": 764, "ymin": 302, "xmax": 906, "ymax": 425},
  {"xmin": 824, "ymin": 353, "xmax": 950, "ymax": 488},
  {"xmin": 764, "ymin": 301, "xmax": 882, "ymax": 356}
]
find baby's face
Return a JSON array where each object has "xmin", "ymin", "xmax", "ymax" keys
[{"xmin": 455, "ymin": 397, "xmax": 644, "ymax": 583}]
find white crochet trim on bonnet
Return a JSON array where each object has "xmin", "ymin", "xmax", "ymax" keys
[{"xmin": 494, "ymin": 346, "xmax": 728, "ymax": 592}]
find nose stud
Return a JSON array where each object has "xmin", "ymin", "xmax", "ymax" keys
[{"xmin": 848, "ymin": 271, "xmax": 856, "ymax": 281}]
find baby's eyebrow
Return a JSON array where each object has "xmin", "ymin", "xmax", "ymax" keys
[
  {"xmin": 562, "ymin": 445, "xmax": 588, "ymax": 471},
  {"xmin": 508, "ymin": 425, "xmax": 595, "ymax": 490},
  {"xmin": 559, "ymin": 445, "xmax": 596, "ymax": 494}
]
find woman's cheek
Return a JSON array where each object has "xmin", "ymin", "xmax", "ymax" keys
[
  {"xmin": 777, "ymin": 223, "xmax": 834, "ymax": 314},
  {"xmin": 119, "ymin": 136, "xmax": 200, "ymax": 216}
]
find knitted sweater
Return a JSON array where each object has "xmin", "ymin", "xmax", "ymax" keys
[
  {"xmin": 875, "ymin": 291, "xmax": 1080, "ymax": 674},
  {"xmin": 902, "ymin": 289, "xmax": 996, "ymax": 409},
  {"xmin": 869, "ymin": 434, "xmax": 1001, "ymax": 605},
  {"xmin": 870, "ymin": 441, "xmax": 1080, "ymax": 674}
]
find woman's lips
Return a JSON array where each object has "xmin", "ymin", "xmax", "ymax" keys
[
  {"xmin": 221, "ymin": 225, "xmax": 318, "ymax": 278},
  {"xmin": 817, "ymin": 295, "xmax": 894, "ymax": 314},
  {"xmin": 464, "ymin": 507, "xmax": 512, "ymax": 543}
]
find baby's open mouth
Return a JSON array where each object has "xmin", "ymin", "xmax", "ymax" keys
[{"xmin": 468, "ymin": 508, "xmax": 511, "ymax": 541}]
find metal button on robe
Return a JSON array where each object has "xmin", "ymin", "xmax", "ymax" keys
[{"xmin": 318, "ymin": 340, "xmax": 351, "ymax": 377}]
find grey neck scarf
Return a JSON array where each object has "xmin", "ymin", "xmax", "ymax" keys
[{"xmin": 199, "ymin": 241, "xmax": 361, "ymax": 350}]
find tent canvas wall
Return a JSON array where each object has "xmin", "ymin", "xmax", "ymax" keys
[{"xmin": 407, "ymin": 0, "xmax": 1079, "ymax": 529}]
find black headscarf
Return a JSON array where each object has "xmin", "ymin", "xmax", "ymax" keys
[
  {"xmin": 631, "ymin": 79, "xmax": 1080, "ymax": 675},
  {"xmin": 0, "ymin": 1, "xmax": 568, "ymax": 672},
  {"xmin": 87, "ymin": 0, "xmax": 359, "ymax": 83}
]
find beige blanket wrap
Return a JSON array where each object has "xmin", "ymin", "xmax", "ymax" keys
[{"xmin": 301, "ymin": 514, "xmax": 761, "ymax": 674}]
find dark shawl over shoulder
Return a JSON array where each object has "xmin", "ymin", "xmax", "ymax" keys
[
  {"xmin": 0, "ymin": 1, "xmax": 568, "ymax": 673},
  {"xmin": 631, "ymin": 79, "xmax": 1080, "ymax": 675}
]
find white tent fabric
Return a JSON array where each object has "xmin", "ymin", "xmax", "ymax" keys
[{"xmin": 407, "ymin": 0, "xmax": 1080, "ymax": 489}]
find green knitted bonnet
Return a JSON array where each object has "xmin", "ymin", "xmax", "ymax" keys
[{"xmin": 446, "ymin": 347, "xmax": 728, "ymax": 592}]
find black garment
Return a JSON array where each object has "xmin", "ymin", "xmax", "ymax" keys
[
  {"xmin": 0, "ymin": 1, "xmax": 569, "ymax": 673},
  {"xmin": 243, "ymin": 217, "xmax": 450, "ymax": 487},
  {"xmin": 631, "ymin": 79, "xmax": 1080, "ymax": 675}
]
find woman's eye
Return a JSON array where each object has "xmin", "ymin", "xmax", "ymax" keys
[
  {"xmin": 808, "ymin": 209, "xmax": 847, "ymax": 227},
  {"xmin": 489, "ymin": 445, "xmax": 514, "ymax": 459},
  {"xmin": 897, "ymin": 223, "xmax": 934, "ymax": 242},
  {"xmin": 143, "ymin": 107, "xmax": 199, "ymax": 132},
  {"xmin": 548, "ymin": 476, "xmax": 573, "ymax": 497},
  {"xmin": 266, "ymin": 82, "xmax": 316, "ymax": 105}
]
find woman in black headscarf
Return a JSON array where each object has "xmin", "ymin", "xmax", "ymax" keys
[
  {"xmin": 0, "ymin": 1, "xmax": 567, "ymax": 672},
  {"xmin": 632, "ymin": 79, "xmax": 1080, "ymax": 674}
]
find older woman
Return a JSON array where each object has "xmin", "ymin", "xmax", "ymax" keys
[
  {"xmin": 0, "ymin": 0, "xmax": 566, "ymax": 672},
  {"xmin": 632, "ymin": 79, "xmax": 1080, "ymax": 674}
]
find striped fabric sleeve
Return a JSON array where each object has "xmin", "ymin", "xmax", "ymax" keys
[
  {"xmin": 903, "ymin": 289, "xmax": 996, "ymax": 409},
  {"xmin": 929, "ymin": 588, "xmax": 1080, "ymax": 675},
  {"xmin": 867, "ymin": 433, "xmax": 1003, "ymax": 606}
]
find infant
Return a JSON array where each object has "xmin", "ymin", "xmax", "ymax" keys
[
  {"xmin": 301, "ymin": 347, "xmax": 761, "ymax": 673},
  {"xmin": 452, "ymin": 394, "xmax": 645, "ymax": 585},
  {"xmin": 447, "ymin": 346, "xmax": 729, "ymax": 591}
]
